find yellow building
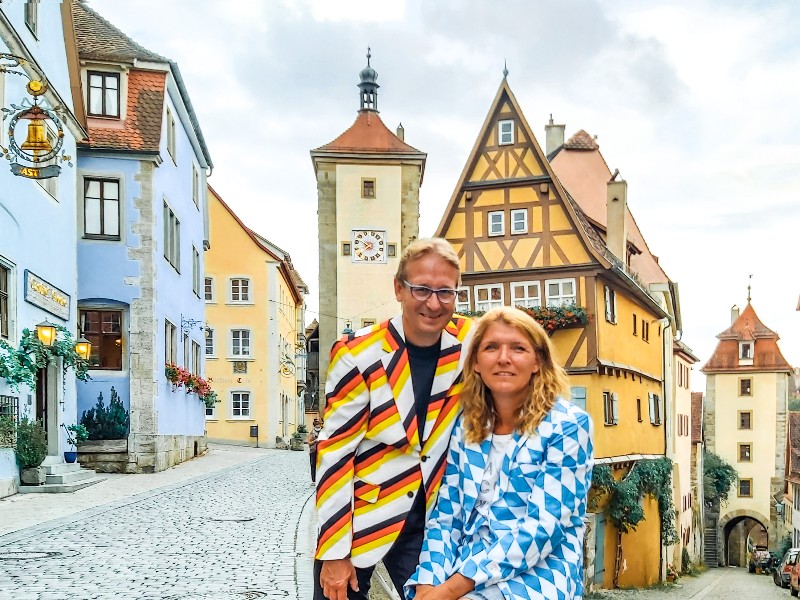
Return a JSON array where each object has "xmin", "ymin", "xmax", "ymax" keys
[
  {"xmin": 437, "ymin": 78, "xmax": 671, "ymax": 588},
  {"xmin": 311, "ymin": 53, "xmax": 425, "ymax": 395},
  {"xmin": 204, "ymin": 187, "xmax": 307, "ymax": 447},
  {"xmin": 703, "ymin": 301, "xmax": 792, "ymax": 566}
]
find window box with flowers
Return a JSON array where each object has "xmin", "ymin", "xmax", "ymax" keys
[
  {"xmin": 165, "ymin": 363, "xmax": 219, "ymax": 409},
  {"xmin": 456, "ymin": 304, "xmax": 589, "ymax": 334}
]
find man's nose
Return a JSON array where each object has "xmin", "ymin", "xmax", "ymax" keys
[{"xmin": 425, "ymin": 292, "xmax": 443, "ymax": 308}]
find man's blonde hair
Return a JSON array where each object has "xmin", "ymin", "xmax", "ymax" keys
[{"xmin": 394, "ymin": 238, "xmax": 460, "ymax": 284}]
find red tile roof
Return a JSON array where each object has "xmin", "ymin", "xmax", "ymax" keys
[
  {"xmin": 691, "ymin": 392, "xmax": 703, "ymax": 444},
  {"xmin": 84, "ymin": 70, "xmax": 165, "ymax": 152},
  {"xmin": 564, "ymin": 129, "xmax": 599, "ymax": 151},
  {"xmin": 314, "ymin": 111, "xmax": 424, "ymax": 155},
  {"xmin": 702, "ymin": 302, "xmax": 793, "ymax": 373}
]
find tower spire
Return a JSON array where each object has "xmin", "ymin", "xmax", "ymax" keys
[
  {"xmin": 358, "ymin": 48, "xmax": 379, "ymax": 112},
  {"xmin": 503, "ymin": 60, "xmax": 509, "ymax": 79},
  {"xmin": 747, "ymin": 274, "xmax": 752, "ymax": 304}
]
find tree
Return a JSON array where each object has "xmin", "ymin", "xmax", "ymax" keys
[{"xmin": 704, "ymin": 450, "xmax": 738, "ymax": 506}]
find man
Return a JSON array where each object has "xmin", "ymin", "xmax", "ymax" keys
[
  {"xmin": 314, "ymin": 238, "xmax": 474, "ymax": 600},
  {"xmin": 308, "ymin": 418, "xmax": 323, "ymax": 485}
]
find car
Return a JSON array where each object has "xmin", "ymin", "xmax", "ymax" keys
[
  {"xmin": 749, "ymin": 545, "xmax": 771, "ymax": 573},
  {"xmin": 790, "ymin": 557, "xmax": 800, "ymax": 596},
  {"xmin": 775, "ymin": 548, "xmax": 800, "ymax": 587}
]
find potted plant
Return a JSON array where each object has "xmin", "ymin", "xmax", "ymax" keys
[
  {"xmin": 15, "ymin": 417, "xmax": 47, "ymax": 485},
  {"xmin": 61, "ymin": 423, "xmax": 88, "ymax": 463},
  {"xmin": 290, "ymin": 429, "xmax": 305, "ymax": 451}
]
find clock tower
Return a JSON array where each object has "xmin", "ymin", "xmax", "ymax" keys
[{"xmin": 311, "ymin": 51, "xmax": 426, "ymax": 397}]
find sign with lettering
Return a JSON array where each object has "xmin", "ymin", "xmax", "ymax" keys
[
  {"xmin": 24, "ymin": 270, "xmax": 70, "ymax": 320},
  {"xmin": 11, "ymin": 163, "xmax": 61, "ymax": 179}
]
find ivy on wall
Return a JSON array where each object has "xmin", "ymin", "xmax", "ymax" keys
[
  {"xmin": 591, "ymin": 457, "xmax": 679, "ymax": 547},
  {"xmin": 0, "ymin": 326, "xmax": 90, "ymax": 391}
]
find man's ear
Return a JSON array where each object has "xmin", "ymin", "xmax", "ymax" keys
[{"xmin": 393, "ymin": 278, "xmax": 404, "ymax": 301}]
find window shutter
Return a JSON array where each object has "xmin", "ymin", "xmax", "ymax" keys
[
  {"xmin": 656, "ymin": 394, "xmax": 662, "ymax": 424},
  {"xmin": 612, "ymin": 393, "xmax": 619, "ymax": 424},
  {"xmin": 604, "ymin": 286, "xmax": 612, "ymax": 321},
  {"xmin": 648, "ymin": 392, "xmax": 656, "ymax": 424},
  {"xmin": 570, "ymin": 386, "xmax": 587, "ymax": 410}
]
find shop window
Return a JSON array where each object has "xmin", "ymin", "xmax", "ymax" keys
[{"xmin": 80, "ymin": 310, "xmax": 123, "ymax": 370}]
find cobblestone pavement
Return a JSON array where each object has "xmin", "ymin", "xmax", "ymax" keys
[
  {"xmin": 0, "ymin": 446, "xmax": 316, "ymax": 600},
  {"xmin": 589, "ymin": 566, "xmax": 790, "ymax": 599}
]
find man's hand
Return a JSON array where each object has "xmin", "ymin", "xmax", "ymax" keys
[{"xmin": 320, "ymin": 558, "xmax": 358, "ymax": 600}]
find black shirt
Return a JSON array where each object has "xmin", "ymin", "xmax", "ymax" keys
[{"xmin": 406, "ymin": 338, "xmax": 441, "ymax": 440}]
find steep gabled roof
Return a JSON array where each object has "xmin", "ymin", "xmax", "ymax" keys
[
  {"xmin": 702, "ymin": 302, "xmax": 792, "ymax": 373},
  {"xmin": 313, "ymin": 111, "xmax": 424, "ymax": 156},
  {"xmin": 72, "ymin": 1, "xmax": 166, "ymax": 64}
]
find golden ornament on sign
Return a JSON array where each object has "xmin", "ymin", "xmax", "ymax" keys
[{"xmin": 26, "ymin": 79, "xmax": 46, "ymax": 96}]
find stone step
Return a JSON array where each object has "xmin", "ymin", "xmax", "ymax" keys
[
  {"xmin": 17, "ymin": 476, "xmax": 104, "ymax": 494},
  {"xmin": 44, "ymin": 463, "xmax": 83, "ymax": 475},
  {"xmin": 45, "ymin": 468, "xmax": 97, "ymax": 485}
]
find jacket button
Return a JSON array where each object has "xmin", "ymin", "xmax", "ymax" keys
[
  {"xmin": 407, "ymin": 491, "xmax": 414, "ymax": 498},
  {"xmin": 421, "ymin": 456, "xmax": 428, "ymax": 462}
]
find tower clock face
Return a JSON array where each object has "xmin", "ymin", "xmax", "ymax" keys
[{"xmin": 352, "ymin": 229, "xmax": 386, "ymax": 262}]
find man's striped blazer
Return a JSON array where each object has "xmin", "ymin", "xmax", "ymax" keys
[{"xmin": 315, "ymin": 314, "xmax": 474, "ymax": 568}]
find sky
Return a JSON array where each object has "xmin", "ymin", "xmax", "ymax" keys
[{"xmin": 89, "ymin": 0, "xmax": 800, "ymax": 391}]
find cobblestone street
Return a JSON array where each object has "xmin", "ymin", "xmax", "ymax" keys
[{"xmin": 0, "ymin": 446, "xmax": 317, "ymax": 600}]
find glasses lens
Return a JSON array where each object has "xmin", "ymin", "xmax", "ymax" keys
[
  {"xmin": 409, "ymin": 285, "xmax": 432, "ymax": 301},
  {"xmin": 435, "ymin": 289, "xmax": 456, "ymax": 304}
]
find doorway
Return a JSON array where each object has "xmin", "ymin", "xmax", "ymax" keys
[{"xmin": 35, "ymin": 364, "xmax": 59, "ymax": 456}]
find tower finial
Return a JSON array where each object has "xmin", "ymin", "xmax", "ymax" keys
[
  {"xmin": 367, "ymin": 47, "xmax": 371, "ymax": 67},
  {"xmin": 747, "ymin": 274, "xmax": 752, "ymax": 303},
  {"xmin": 503, "ymin": 60, "xmax": 509, "ymax": 79}
]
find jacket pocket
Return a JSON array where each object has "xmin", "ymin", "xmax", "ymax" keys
[{"xmin": 354, "ymin": 478, "xmax": 381, "ymax": 504}]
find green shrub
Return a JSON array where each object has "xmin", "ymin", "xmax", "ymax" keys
[
  {"xmin": 80, "ymin": 387, "xmax": 129, "ymax": 440},
  {"xmin": 0, "ymin": 415, "xmax": 15, "ymax": 448},
  {"xmin": 681, "ymin": 547, "xmax": 691, "ymax": 574},
  {"xmin": 703, "ymin": 451, "xmax": 738, "ymax": 506},
  {"xmin": 15, "ymin": 417, "xmax": 46, "ymax": 468}
]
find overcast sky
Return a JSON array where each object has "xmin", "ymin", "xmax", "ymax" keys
[{"xmin": 89, "ymin": 0, "xmax": 799, "ymax": 391}]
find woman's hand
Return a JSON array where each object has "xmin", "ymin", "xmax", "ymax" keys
[{"xmin": 414, "ymin": 574, "xmax": 474, "ymax": 600}]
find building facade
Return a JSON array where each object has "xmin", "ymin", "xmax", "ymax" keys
[
  {"xmin": 71, "ymin": 2, "xmax": 213, "ymax": 472},
  {"xmin": 703, "ymin": 301, "xmax": 792, "ymax": 565},
  {"xmin": 0, "ymin": 0, "xmax": 86, "ymax": 497},
  {"xmin": 204, "ymin": 187, "xmax": 306, "ymax": 447},
  {"xmin": 311, "ymin": 54, "xmax": 426, "ymax": 397}
]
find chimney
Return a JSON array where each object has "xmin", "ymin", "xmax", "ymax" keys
[
  {"xmin": 606, "ymin": 173, "xmax": 627, "ymax": 263},
  {"xmin": 545, "ymin": 114, "xmax": 565, "ymax": 156},
  {"xmin": 396, "ymin": 122, "xmax": 404, "ymax": 141},
  {"xmin": 731, "ymin": 304, "xmax": 740, "ymax": 325}
]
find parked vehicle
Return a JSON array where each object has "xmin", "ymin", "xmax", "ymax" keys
[
  {"xmin": 749, "ymin": 545, "xmax": 771, "ymax": 573},
  {"xmin": 790, "ymin": 557, "xmax": 800, "ymax": 596},
  {"xmin": 775, "ymin": 548, "xmax": 800, "ymax": 587}
]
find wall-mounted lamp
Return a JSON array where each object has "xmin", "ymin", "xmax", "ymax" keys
[
  {"xmin": 35, "ymin": 319, "xmax": 57, "ymax": 346},
  {"xmin": 74, "ymin": 337, "xmax": 92, "ymax": 361},
  {"xmin": 342, "ymin": 321, "xmax": 354, "ymax": 336}
]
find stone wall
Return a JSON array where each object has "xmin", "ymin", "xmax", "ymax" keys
[
  {"xmin": 316, "ymin": 162, "xmax": 337, "ymax": 402},
  {"xmin": 400, "ymin": 164, "xmax": 421, "ymax": 247},
  {"xmin": 78, "ymin": 435, "xmax": 208, "ymax": 474}
]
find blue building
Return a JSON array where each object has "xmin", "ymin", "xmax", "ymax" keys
[
  {"xmin": 71, "ymin": 2, "xmax": 213, "ymax": 472},
  {"xmin": 0, "ymin": 1, "xmax": 87, "ymax": 496}
]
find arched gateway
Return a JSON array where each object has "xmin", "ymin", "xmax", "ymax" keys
[{"xmin": 718, "ymin": 509, "xmax": 770, "ymax": 568}]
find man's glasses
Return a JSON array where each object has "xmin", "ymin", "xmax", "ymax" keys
[{"xmin": 403, "ymin": 280, "xmax": 457, "ymax": 304}]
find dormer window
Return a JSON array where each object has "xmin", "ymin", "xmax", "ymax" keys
[
  {"xmin": 498, "ymin": 119, "xmax": 514, "ymax": 145},
  {"xmin": 740, "ymin": 342, "xmax": 752, "ymax": 359},
  {"xmin": 87, "ymin": 72, "xmax": 120, "ymax": 118}
]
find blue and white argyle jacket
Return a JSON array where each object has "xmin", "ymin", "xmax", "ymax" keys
[{"xmin": 406, "ymin": 398, "xmax": 594, "ymax": 600}]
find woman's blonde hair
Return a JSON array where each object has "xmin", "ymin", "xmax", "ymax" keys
[{"xmin": 462, "ymin": 306, "xmax": 569, "ymax": 443}]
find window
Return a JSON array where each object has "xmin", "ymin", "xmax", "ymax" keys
[
  {"xmin": 740, "ymin": 378, "xmax": 752, "ymax": 396},
  {"xmin": 361, "ymin": 319, "xmax": 376, "ymax": 328},
  {"xmin": 604, "ymin": 286, "xmax": 617, "ymax": 324},
  {"xmin": 498, "ymin": 119, "xmax": 514, "ymax": 145},
  {"xmin": 570, "ymin": 386, "xmax": 586, "ymax": 411},
  {"xmin": 204, "ymin": 277, "xmax": 214, "ymax": 302},
  {"xmin": 87, "ymin": 72, "xmax": 120, "ymax": 118},
  {"xmin": 632, "ymin": 314, "xmax": 638, "ymax": 336},
  {"xmin": 603, "ymin": 391, "xmax": 618, "ymax": 425},
  {"xmin": 546, "ymin": 278, "xmax": 576, "ymax": 306},
  {"xmin": 183, "ymin": 334, "xmax": 189, "ymax": 368},
  {"xmin": 738, "ymin": 478, "xmax": 752, "ymax": 498},
  {"xmin": 342, "ymin": 242, "xmax": 351, "ymax": 256},
  {"xmin": 205, "ymin": 403, "xmax": 216, "ymax": 420},
  {"xmin": 205, "ymin": 328, "xmax": 214, "ymax": 356},
  {"xmin": 80, "ymin": 310, "xmax": 123, "ymax": 370},
  {"xmin": 166, "ymin": 107, "xmax": 176, "ymax": 161},
  {"xmin": 738, "ymin": 443, "xmax": 752, "ymax": 462},
  {"xmin": 455, "ymin": 287, "xmax": 471, "ymax": 313},
  {"xmin": 192, "ymin": 164, "xmax": 200, "ymax": 208},
  {"xmin": 488, "ymin": 211, "xmax": 504, "ymax": 236},
  {"xmin": 192, "ymin": 247, "xmax": 200, "ymax": 297},
  {"xmin": 511, "ymin": 209, "xmax": 527, "ymax": 234},
  {"xmin": 387, "ymin": 243, "xmax": 397, "ymax": 258},
  {"xmin": 231, "ymin": 329, "xmax": 251, "ymax": 358},
  {"xmin": 163, "ymin": 202, "xmax": 180, "ymax": 271},
  {"xmin": 24, "ymin": 0, "xmax": 38, "ymax": 37},
  {"xmin": 642, "ymin": 320, "xmax": 650, "ymax": 342},
  {"xmin": 165, "ymin": 319, "xmax": 177, "ymax": 364},
  {"xmin": 0, "ymin": 262, "xmax": 9, "ymax": 340},
  {"xmin": 648, "ymin": 392, "xmax": 662, "ymax": 425},
  {"xmin": 84, "ymin": 178, "xmax": 120, "ymax": 239},
  {"xmin": 739, "ymin": 411, "xmax": 752, "ymax": 430},
  {"xmin": 740, "ymin": 342, "xmax": 752, "ymax": 359},
  {"xmin": 191, "ymin": 341, "xmax": 201, "ymax": 374},
  {"xmin": 511, "ymin": 281, "xmax": 541, "ymax": 309},
  {"xmin": 636, "ymin": 398, "xmax": 642, "ymax": 422},
  {"xmin": 231, "ymin": 391, "xmax": 251, "ymax": 418},
  {"xmin": 474, "ymin": 284, "xmax": 503, "ymax": 312},
  {"xmin": 230, "ymin": 278, "xmax": 251, "ymax": 303},
  {"xmin": 362, "ymin": 178, "xmax": 375, "ymax": 198}
]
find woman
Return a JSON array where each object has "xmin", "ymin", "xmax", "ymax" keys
[
  {"xmin": 406, "ymin": 306, "xmax": 594, "ymax": 600},
  {"xmin": 308, "ymin": 418, "xmax": 323, "ymax": 486}
]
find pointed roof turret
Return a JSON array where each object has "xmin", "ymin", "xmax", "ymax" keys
[{"xmin": 358, "ymin": 48, "xmax": 379, "ymax": 112}]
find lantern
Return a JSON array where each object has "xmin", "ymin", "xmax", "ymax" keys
[
  {"xmin": 35, "ymin": 319, "xmax": 57, "ymax": 346},
  {"xmin": 74, "ymin": 337, "xmax": 92, "ymax": 361}
]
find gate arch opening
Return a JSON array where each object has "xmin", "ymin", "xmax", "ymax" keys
[{"xmin": 719, "ymin": 510, "xmax": 769, "ymax": 568}]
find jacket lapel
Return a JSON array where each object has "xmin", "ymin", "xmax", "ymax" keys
[
  {"xmin": 421, "ymin": 322, "xmax": 465, "ymax": 443},
  {"xmin": 381, "ymin": 316, "xmax": 420, "ymax": 448}
]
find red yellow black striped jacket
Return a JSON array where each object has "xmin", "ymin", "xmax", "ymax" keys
[{"xmin": 315, "ymin": 314, "xmax": 474, "ymax": 568}]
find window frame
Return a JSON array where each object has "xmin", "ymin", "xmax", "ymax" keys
[
  {"xmin": 86, "ymin": 71, "xmax": 120, "ymax": 118},
  {"xmin": 0, "ymin": 259, "xmax": 13, "ymax": 342},
  {"xmin": 79, "ymin": 309, "xmax": 124, "ymax": 371},
  {"xmin": 739, "ymin": 377, "xmax": 752, "ymax": 397},
  {"xmin": 739, "ymin": 341, "xmax": 753, "ymax": 360},
  {"xmin": 511, "ymin": 281, "xmax": 541, "ymax": 309},
  {"xmin": 165, "ymin": 319, "xmax": 177, "ymax": 365},
  {"xmin": 361, "ymin": 178, "xmax": 376, "ymax": 199},
  {"xmin": 166, "ymin": 107, "xmax": 177, "ymax": 162},
  {"xmin": 83, "ymin": 177, "xmax": 121, "ymax": 240},
  {"xmin": 648, "ymin": 392, "xmax": 662, "ymax": 425},
  {"xmin": 738, "ymin": 410, "xmax": 752, "ymax": 430},
  {"xmin": 632, "ymin": 314, "xmax": 638, "ymax": 336},
  {"xmin": 191, "ymin": 340, "xmax": 201, "ymax": 374},
  {"xmin": 229, "ymin": 277, "xmax": 252, "ymax": 304},
  {"xmin": 230, "ymin": 328, "xmax": 252, "ymax": 359},
  {"xmin": 603, "ymin": 391, "xmax": 619, "ymax": 426},
  {"xmin": 510, "ymin": 208, "xmax": 528, "ymax": 235},
  {"xmin": 205, "ymin": 402, "xmax": 217, "ymax": 420},
  {"xmin": 738, "ymin": 443, "xmax": 752, "ymax": 463},
  {"xmin": 498, "ymin": 119, "xmax": 514, "ymax": 145},
  {"xmin": 163, "ymin": 201, "xmax": 180, "ymax": 272},
  {"xmin": 192, "ymin": 163, "xmax": 200, "ymax": 209},
  {"xmin": 230, "ymin": 390, "xmax": 252, "ymax": 419},
  {"xmin": 455, "ymin": 287, "xmax": 471, "ymax": 314},
  {"xmin": 474, "ymin": 283, "xmax": 504, "ymax": 312},
  {"xmin": 642, "ymin": 320, "xmax": 650, "ymax": 342},
  {"xmin": 604, "ymin": 285, "xmax": 617, "ymax": 324},
  {"xmin": 342, "ymin": 242, "xmax": 351, "ymax": 256},
  {"xmin": 570, "ymin": 386, "xmax": 587, "ymax": 411},
  {"xmin": 204, "ymin": 277, "xmax": 215, "ymax": 303},
  {"xmin": 24, "ymin": 0, "xmax": 38, "ymax": 37},
  {"xmin": 488, "ymin": 211, "xmax": 505, "ymax": 237},
  {"xmin": 192, "ymin": 247, "xmax": 201, "ymax": 298},
  {"xmin": 545, "ymin": 278, "xmax": 576, "ymax": 307},
  {"xmin": 738, "ymin": 478, "xmax": 753, "ymax": 498},
  {"xmin": 205, "ymin": 327, "xmax": 215, "ymax": 357}
]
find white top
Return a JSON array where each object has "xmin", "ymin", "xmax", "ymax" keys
[{"xmin": 474, "ymin": 432, "xmax": 514, "ymax": 520}]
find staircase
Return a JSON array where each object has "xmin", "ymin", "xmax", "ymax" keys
[
  {"xmin": 704, "ymin": 526, "xmax": 719, "ymax": 567},
  {"xmin": 18, "ymin": 462, "xmax": 104, "ymax": 494}
]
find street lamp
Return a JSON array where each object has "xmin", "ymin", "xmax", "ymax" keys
[
  {"xmin": 342, "ymin": 321, "xmax": 354, "ymax": 336},
  {"xmin": 74, "ymin": 337, "xmax": 92, "ymax": 361},
  {"xmin": 35, "ymin": 319, "xmax": 57, "ymax": 346}
]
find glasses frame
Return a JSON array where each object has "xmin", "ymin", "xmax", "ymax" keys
[{"xmin": 402, "ymin": 280, "xmax": 457, "ymax": 304}]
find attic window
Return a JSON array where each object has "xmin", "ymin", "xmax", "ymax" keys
[
  {"xmin": 740, "ymin": 341, "xmax": 752, "ymax": 359},
  {"xmin": 87, "ymin": 72, "xmax": 120, "ymax": 118},
  {"xmin": 498, "ymin": 119, "xmax": 514, "ymax": 145}
]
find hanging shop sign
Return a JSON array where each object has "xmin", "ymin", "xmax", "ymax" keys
[
  {"xmin": 24, "ymin": 270, "xmax": 70, "ymax": 321},
  {"xmin": 0, "ymin": 54, "xmax": 72, "ymax": 180}
]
